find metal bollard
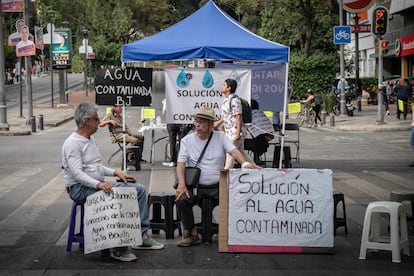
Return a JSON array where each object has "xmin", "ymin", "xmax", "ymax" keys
[
  {"xmin": 38, "ymin": 114, "xmax": 44, "ymax": 130},
  {"xmin": 357, "ymin": 97, "xmax": 362, "ymax": 111},
  {"xmin": 30, "ymin": 116, "xmax": 36, "ymax": 132},
  {"xmin": 321, "ymin": 111, "xmax": 326, "ymax": 125},
  {"xmin": 329, "ymin": 115, "xmax": 335, "ymax": 127}
]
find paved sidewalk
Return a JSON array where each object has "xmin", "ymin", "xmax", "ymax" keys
[
  {"xmin": 0, "ymin": 90, "xmax": 412, "ymax": 136},
  {"xmin": 0, "ymin": 89, "xmax": 95, "ymax": 136}
]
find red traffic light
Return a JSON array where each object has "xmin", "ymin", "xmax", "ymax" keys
[
  {"xmin": 381, "ymin": 40, "xmax": 388, "ymax": 48},
  {"xmin": 376, "ymin": 10, "xmax": 384, "ymax": 18},
  {"xmin": 373, "ymin": 7, "xmax": 388, "ymax": 36}
]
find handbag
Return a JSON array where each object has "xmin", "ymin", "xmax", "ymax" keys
[{"xmin": 174, "ymin": 132, "xmax": 213, "ymax": 189}]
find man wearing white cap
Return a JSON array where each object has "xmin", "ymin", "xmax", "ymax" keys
[{"xmin": 175, "ymin": 107, "xmax": 260, "ymax": 247}]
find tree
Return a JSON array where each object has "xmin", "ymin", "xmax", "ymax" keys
[
  {"xmin": 34, "ymin": 0, "xmax": 171, "ymax": 67},
  {"xmin": 259, "ymin": 0, "xmax": 337, "ymax": 56}
]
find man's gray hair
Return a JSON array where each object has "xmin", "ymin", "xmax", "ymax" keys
[{"xmin": 74, "ymin": 102, "xmax": 98, "ymax": 127}]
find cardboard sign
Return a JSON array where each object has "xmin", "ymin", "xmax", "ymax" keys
[
  {"xmin": 83, "ymin": 187, "xmax": 142, "ymax": 254},
  {"xmin": 227, "ymin": 168, "xmax": 333, "ymax": 251},
  {"xmin": 95, "ymin": 68, "xmax": 152, "ymax": 106}
]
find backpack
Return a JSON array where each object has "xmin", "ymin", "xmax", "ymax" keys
[
  {"xmin": 314, "ymin": 93, "xmax": 323, "ymax": 105},
  {"xmin": 230, "ymin": 95, "xmax": 252, "ymax": 124}
]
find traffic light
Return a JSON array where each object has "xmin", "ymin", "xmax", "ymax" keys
[
  {"xmin": 373, "ymin": 7, "xmax": 388, "ymax": 36},
  {"xmin": 380, "ymin": 40, "xmax": 389, "ymax": 56}
]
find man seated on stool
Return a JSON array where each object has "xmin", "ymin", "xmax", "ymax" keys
[
  {"xmin": 99, "ymin": 104, "xmax": 146, "ymax": 163},
  {"xmin": 175, "ymin": 107, "xmax": 261, "ymax": 247},
  {"xmin": 62, "ymin": 103, "xmax": 163, "ymax": 262},
  {"xmin": 244, "ymin": 99, "xmax": 275, "ymax": 165}
]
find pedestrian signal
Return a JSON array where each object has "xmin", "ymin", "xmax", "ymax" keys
[
  {"xmin": 373, "ymin": 7, "xmax": 388, "ymax": 36},
  {"xmin": 380, "ymin": 40, "xmax": 389, "ymax": 56}
]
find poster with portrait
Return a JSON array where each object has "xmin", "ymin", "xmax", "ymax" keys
[{"xmin": 15, "ymin": 25, "xmax": 35, "ymax": 57}]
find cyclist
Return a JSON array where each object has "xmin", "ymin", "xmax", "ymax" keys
[{"xmin": 301, "ymin": 89, "xmax": 322, "ymax": 127}]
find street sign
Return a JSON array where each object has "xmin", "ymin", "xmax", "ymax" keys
[
  {"xmin": 350, "ymin": 24, "xmax": 371, "ymax": 33},
  {"xmin": 343, "ymin": 0, "xmax": 375, "ymax": 13},
  {"xmin": 334, "ymin": 26, "xmax": 351, "ymax": 44}
]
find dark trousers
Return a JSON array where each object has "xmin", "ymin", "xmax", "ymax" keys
[
  {"xmin": 176, "ymin": 185, "xmax": 218, "ymax": 232},
  {"xmin": 314, "ymin": 104, "xmax": 322, "ymax": 124},
  {"xmin": 383, "ymin": 93, "xmax": 390, "ymax": 112},
  {"xmin": 397, "ymin": 98, "xmax": 408, "ymax": 119},
  {"xmin": 166, "ymin": 124, "xmax": 192, "ymax": 163}
]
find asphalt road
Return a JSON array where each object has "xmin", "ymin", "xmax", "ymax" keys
[{"xmin": 0, "ymin": 104, "xmax": 413, "ymax": 275}]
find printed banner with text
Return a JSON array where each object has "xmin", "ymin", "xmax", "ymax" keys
[
  {"xmin": 228, "ymin": 168, "xmax": 333, "ymax": 250},
  {"xmin": 164, "ymin": 69, "xmax": 251, "ymax": 124},
  {"xmin": 216, "ymin": 63, "xmax": 286, "ymax": 115}
]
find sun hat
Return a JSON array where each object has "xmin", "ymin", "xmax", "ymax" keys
[{"xmin": 193, "ymin": 107, "xmax": 215, "ymax": 121}]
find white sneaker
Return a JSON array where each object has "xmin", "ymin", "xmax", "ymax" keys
[
  {"xmin": 132, "ymin": 232, "xmax": 164, "ymax": 250},
  {"xmin": 386, "ymin": 110, "xmax": 390, "ymax": 115},
  {"xmin": 162, "ymin": 161, "xmax": 176, "ymax": 167},
  {"xmin": 110, "ymin": 247, "xmax": 137, "ymax": 262}
]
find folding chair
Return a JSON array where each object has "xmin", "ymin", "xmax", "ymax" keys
[
  {"xmin": 107, "ymin": 125, "xmax": 127, "ymax": 164},
  {"xmin": 283, "ymin": 123, "xmax": 300, "ymax": 162}
]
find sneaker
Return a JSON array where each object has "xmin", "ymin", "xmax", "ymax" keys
[
  {"xmin": 177, "ymin": 233, "xmax": 201, "ymax": 247},
  {"xmin": 386, "ymin": 110, "xmax": 390, "ymax": 115},
  {"xmin": 110, "ymin": 247, "xmax": 137, "ymax": 262},
  {"xmin": 132, "ymin": 233, "xmax": 164, "ymax": 250},
  {"xmin": 162, "ymin": 161, "xmax": 176, "ymax": 167}
]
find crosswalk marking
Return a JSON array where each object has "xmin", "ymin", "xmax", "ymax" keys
[
  {"xmin": 374, "ymin": 171, "xmax": 414, "ymax": 190},
  {"xmin": 0, "ymin": 167, "xmax": 410, "ymax": 248},
  {"xmin": 0, "ymin": 172, "xmax": 66, "ymax": 246},
  {"xmin": 334, "ymin": 171, "xmax": 390, "ymax": 200},
  {"xmin": 0, "ymin": 167, "xmax": 43, "ymax": 198}
]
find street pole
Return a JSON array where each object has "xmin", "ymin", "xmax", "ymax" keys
[
  {"xmin": 377, "ymin": 38, "xmax": 384, "ymax": 123},
  {"xmin": 339, "ymin": 0, "xmax": 346, "ymax": 115},
  {"xmin": 83, "ymin": 30, "xmax": 88, "ymax": 96},
  {"xmin": 0, "ymin": 7, "xmax": 9, "ymax": 130},
  {"xmin": 354, "ymin": 14, "xmax": 361, "ymax": 111},
  {"xmin": 62, "ymin": 21, "xmax": 69, "ymax": 92},
  {"xmin": 48, "ymin": 10, "xmax": 55, "ymax": 108},
  {"xmin": 24, "ymin": 0, "xmax": 33, "ymax": 121}
]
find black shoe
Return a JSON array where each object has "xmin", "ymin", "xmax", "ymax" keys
[
  {"xmin": 409, "ymin": 162, "xmax": 414, "ymax": 167},
  {"xmin": 139, "ymin": 159, "xmax": 147, "ymax": 163}
]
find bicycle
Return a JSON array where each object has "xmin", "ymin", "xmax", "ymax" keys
[{"xmin": 296, "ymin": 102, "xmax": 316, "ymax": 127}]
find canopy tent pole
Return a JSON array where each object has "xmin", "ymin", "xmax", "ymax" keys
[
  {"xmin": 122, "ymin": 104, "xmax": 127, "ymax": 172},
  {"xmin": 279, "ymin": 62, "xmax": 290, "ymax": 169}
]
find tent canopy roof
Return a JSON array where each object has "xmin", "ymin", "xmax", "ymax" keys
[{"xmin": 121, "ymin": 0, "xmax": 289, "ymax": 63}]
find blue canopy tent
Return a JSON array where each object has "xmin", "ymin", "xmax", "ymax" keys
[
  {"xmin": 121, "ymin": 0, "xmax": 290, "ymax": 168},
  {"xmin": 121, "ymin": 0, "xmax": 289, "ymax": 63}
]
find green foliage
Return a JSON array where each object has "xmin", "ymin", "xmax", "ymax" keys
[
  {"xmin": 258, "ymin": 0, "xmax": 337, "ymax": 56},
  {"xmin": 289, "ymin": 52, "xmax": 337, "ymax": 100},
  {"xmin": 322, "ymin": 93, "xmax": 335, "ymax": 115}
]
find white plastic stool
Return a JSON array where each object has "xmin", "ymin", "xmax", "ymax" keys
[{"xmin": 359, "ymin": 201, "xmax": 410, "ymax": 263}]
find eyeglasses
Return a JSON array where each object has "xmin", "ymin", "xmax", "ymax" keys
[
  {"xmin": 88, "ymin": 116, "xmax": 100, "ymax": 122},
  {"xmin": 193, "ymin": 119, "xmax": 209, "ymax": 124}
]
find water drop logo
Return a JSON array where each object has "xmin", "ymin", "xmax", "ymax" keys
[
  {"xmin": 176, "ymin": 70, "xmax": 191, "ymax": 88},
  {"xmin": 202, "ymin": 70, "xmax": 214, "ymax": 88},
  {"xmin": 228, "ymin": 70, "xmax": 241, "ymax": 87}
]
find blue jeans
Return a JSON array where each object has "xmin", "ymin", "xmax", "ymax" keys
[
  {"xmin": 410, "ymin": 127, "xmax": 414, "ymax": 151},
  {"xmin": 67, "ymin": 182, "xmax": 150, "ymax": 234}
]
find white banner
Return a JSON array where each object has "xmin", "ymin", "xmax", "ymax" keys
[
  {"xmin": 228, "ymin": 168, "xmax": 333, "ymax": 247},
  {"xmin": 84, "ymin": 187, "xmax": 142, "ymax": 254},
  {"xmin": 165, "ymin": 69, "xmax": 251, "ymax": 124}
]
